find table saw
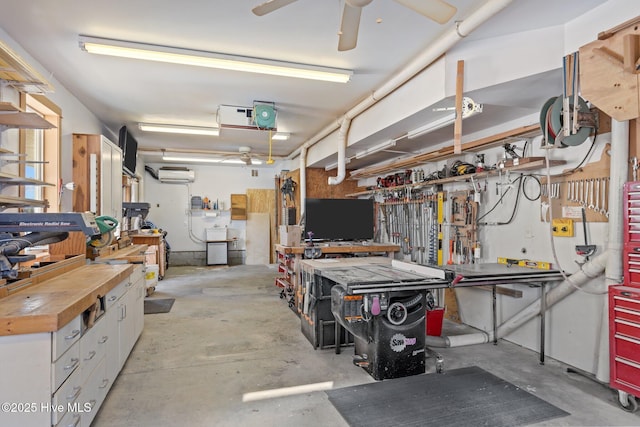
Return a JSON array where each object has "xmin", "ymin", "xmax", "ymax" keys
[{"xmin": 310, "ymin": 258, "xmax": 565, "ymax": 380}]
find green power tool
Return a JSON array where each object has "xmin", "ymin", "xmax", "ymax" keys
[{"xmin": 88, "ymin": 215, "xmax": 119, "ymax": 248}]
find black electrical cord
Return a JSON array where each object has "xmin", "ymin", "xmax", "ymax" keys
[
  {"xmin": 477, "ymin": 174, "xmax": 524, "ymax": 226},
  {"xmin": 522, "ymin": 174, "xmax": 542, "ymax": 201},
  {"xmin": 567, "ymin": 128, "xmax": 599, "ymax": 173}
]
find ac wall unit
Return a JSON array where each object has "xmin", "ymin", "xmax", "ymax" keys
[{"xmin": 158, "ymin": 168, "xmax": 195, "ymax": 183}]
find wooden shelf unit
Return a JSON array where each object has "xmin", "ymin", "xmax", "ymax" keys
[
  {"xmin": 348, "ymin": 124, "xmax": 542, "ymax": 180},
  {"xmin": 347, "ymin": 159, "xmax": 566, "ymax": 198}
]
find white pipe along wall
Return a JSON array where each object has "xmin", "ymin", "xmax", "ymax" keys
[
  {"xmin": 596, "ymin": 118, "xmax": 630, "ymax": 382},
  {"xmin": 288, "ymin": 0, "xmax": 514, "ymax": 189}
]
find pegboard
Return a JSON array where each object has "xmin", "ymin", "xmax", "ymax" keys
[{"xmin": 540, "ymin": 143, "xmax": 611, "ymax": 222}]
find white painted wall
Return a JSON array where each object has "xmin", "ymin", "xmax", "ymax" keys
[{"xmin": 143, "ymin": 162, "xmax": 278, "ymax": 252}]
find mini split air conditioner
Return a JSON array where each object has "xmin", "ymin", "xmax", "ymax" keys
[
  {"xmin": 158, "ymin": 168, "xmax": 195, "ymax": 183},
  {"xmin": 217, "ymin": 102, "xmax": 277, "ymax": 131}
]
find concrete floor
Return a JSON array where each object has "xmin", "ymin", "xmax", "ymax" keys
[{"xmin": 93, "ymin": 264, "xmax": 640, "ymax": 427}]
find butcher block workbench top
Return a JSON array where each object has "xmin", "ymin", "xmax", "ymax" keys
[{"xmin": 0, "ymin": 263, "xmax": 133, "ymax": 336}]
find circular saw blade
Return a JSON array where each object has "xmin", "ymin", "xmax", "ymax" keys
[{"xmin": 89, "ymin": 230, "xmax": 114, "ymax": 248}]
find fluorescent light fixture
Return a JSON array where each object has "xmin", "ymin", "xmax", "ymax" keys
[
  {"xmin": 354, "ymin": 140, "xmax": 397, "ymax": 160},
  {"xmin": 407, "ymin": 113, "xmax": 456, "ymax": 139},
  {"xmin": 139, "ymin": 123, "xmax": 220, "ymax": 136},
  {"xmin": 162, "ymin": 155, "xmax": 221, "ymax": 163},
  {"xmin": 79, "ymin": 36, "xmax": 353, "ymax": 83},
  {"xmin": 272, "ymin": 132, "xmax": 290, "ymax": 141}
]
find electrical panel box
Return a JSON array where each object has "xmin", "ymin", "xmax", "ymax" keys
[{"xmin": 552, "ymin": 218, "xmax": 574, "ymax": 237}]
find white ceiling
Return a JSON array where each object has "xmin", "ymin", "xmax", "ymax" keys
[{"xmin": 0, "ymin": 0, "xmax": 607, "ymax": 168}]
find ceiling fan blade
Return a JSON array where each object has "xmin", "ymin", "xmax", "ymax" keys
[
  {"xmin": 252, "ymin": 0, "xmax": 298, "ymax": 16},
  {"xmin": 338, "ymin": 4, "xmax": 362, "ymax": 51},
  {"xmin": 394, "ymin": 0, "xmax": 457, "ymax": 24}
]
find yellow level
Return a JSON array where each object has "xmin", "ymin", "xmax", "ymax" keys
[{"xmin": 497, "ymin": 257, "xmax": 552, "ymax": 270}]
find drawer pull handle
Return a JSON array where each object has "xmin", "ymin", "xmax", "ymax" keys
[
  {"xmin": 65, "ymin": 329, "xmax": 80, "ymax": 340},
  {"xmin": 108, "ymin": 295, "xmax": 117, "ymax": 302},
  {"xmin": 84, "ymin": 350, "xmax": 96, "ymax": 361},
  {"xmin": 629, "ymin": 269, "xmax": 640, "ymax": 273},
  {"xmin": 64, "ymin": 358, "xmax": 79, "ymax": 371},
  {"xmin": 99, "ymin": 379, "xmax": 109, "ymax": 389},
  {"xmin": 616, "ymin": 334, "xmax": 640, "ymax": 345},
  {"xmin": 99, "ymin": 335, "xmax": 108, "ymax": 344},
  {"xmin": 66, "ymin": 386, "xmax": 82, "ymax": 401},
  {"xmin": 616, "ymin": 356, "xmax": 640, "ymax": 370},
  {"xmin": 67, "ymin": 414, "xmax": 81, "ymax": 427},
  {"xmin": 615, "ymin": 319, "xmax": 640, "ymax": 329}
]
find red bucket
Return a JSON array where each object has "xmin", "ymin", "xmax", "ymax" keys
[{"xmin": 426, "ymin": 307, "xmax": 445, "ymax": 336}]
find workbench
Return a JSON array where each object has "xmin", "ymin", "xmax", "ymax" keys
[
  {"xmin": 0, "ymin": 262, "xmax": 145, "ymax": 426},
  {"xmin": 274, "ymin": 242, "xmax": 400, "ymax": 312}
]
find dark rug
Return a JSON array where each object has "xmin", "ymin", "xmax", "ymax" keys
[
  {"xmin": 326, "ymin": 366, "xmax": 569, "ymax": 427},
  {"xmin": 144, "ymin": 298, "xmax": 175, "ymax": 314}
]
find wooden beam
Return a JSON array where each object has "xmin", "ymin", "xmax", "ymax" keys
[
  {"xmin": 624, "ymin": 34, "xmax": 640, "ymax": 73},
  {"xmin": 453, "ymin": 60, "xmax": 464, "ymax": 154}
]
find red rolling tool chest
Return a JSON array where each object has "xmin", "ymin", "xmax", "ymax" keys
[
  {"xmin": 609, "ymin": 285, "xmax": 640, "ymax": 396},
  {"xmin": 610, "ymin": 182, "xmax": 640, "ymax": 403}
]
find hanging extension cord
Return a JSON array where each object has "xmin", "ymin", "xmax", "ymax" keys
[{"xmin": 543, "ymin": 129, "xmax": 607, "ymax": 296}]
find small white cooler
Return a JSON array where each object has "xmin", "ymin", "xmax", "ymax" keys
[{"xmin": 206, "ymin": 227, "xmax": 228, "ymax": 265}]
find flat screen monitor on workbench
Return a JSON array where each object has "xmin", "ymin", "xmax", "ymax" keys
[{"xmin": 304, "ymin": 198, "xmax": 374, "ymax": 242}]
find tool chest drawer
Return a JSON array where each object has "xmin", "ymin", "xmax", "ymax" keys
[
  {"xmin": 610, "ymin": 285, "xmax": 640, "ymax": 394},
  {"xmin": 624, "ymin": 181, "xmax": 640, "ymax": 242},
  {"xmin": 623, "ymin": 245, "xmax": 640, "ymax": 286}
]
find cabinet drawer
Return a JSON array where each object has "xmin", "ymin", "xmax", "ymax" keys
[
  {"xmin": 614, "ymin": 306, "xmax": 640, "ymax": 324},
  {"xmin": 52, "ymin": 339, "xmax": 80, "ymax": 392},
  {"xmin": 612, "ymin": 292, "xmax": 640, "ymax": 312},
  {"xmin": 79, "ymin": 317, "xmax": 106, "ymax": 385},
  {"xmin": 613, "ymin": 357, "xmax": 640, "ymax": 393},
  {"xmin": 614, "ymin": 318, "xmax": 640, "ymax": 339},
  {"xmin": 51, "ymin": 366, "xmax": 82, "ymax": 425},
  {"xmin": 52, "ymin": 315, "xmax": 82, "ymax": 362},
  {"xmin": 131, "ymin": 264, "xmax": 144, "ymax": 285},
  {"xmin": 615, "ymin": 334, "xmax": 640, "ymax": 364},
  {"xmin": 80, "ymin": 357, "xmax": 108, "ymax": 427},
  {"xmin": 105, "ymin": 279, "xmax": 127, "ymax": 309}
]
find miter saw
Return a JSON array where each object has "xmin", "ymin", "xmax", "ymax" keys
[{"xmin": 0, "ymin": 212, "xmax": 118, "ymax": 279}]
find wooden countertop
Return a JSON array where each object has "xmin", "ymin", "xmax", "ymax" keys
[
  {"xmin": 0, "ymin": 263, "xmax": 134, "ymax": 336},
  {"xmin": 275, "ymin": 242, "xmax": 400, "ymax": 254}
]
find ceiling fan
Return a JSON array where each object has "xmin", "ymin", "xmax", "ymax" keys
[{"xmin": 252, "ymin": 0, "xmax": 457, "ymax": 51}]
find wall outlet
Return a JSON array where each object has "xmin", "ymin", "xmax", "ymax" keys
[{"xmin": 552, "ymin": 218, "xmax": 574, "ymax": 237}]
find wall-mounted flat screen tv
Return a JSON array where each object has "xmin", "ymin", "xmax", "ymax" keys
[
  {"xmin": 118, "ymin": 125, "xmax": 138, "ymax": 177},
  {"xmin": 304, "ymin": 198, "xmax": 374, "ymax": 241}
]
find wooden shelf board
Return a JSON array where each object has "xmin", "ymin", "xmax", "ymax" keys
[
  {"xmin": 0, "ymin": 102, "xmax": 22, "ymax": 112},
  {"xmin": 0, "ymin": 172, "xmax": 54, "ymax": 186},
  {"xmin": 0, "ymin": 111, "xmax": 55, "ymax": 129},
  {"xmin": 349, "ymin": 124, "xmax": 542, "ymax": 180},
  {"xmin": 0, "ymin": 195, "xmax": 48, "ymax": 209},
  {"xmin": 346, "ymin": 159, "xmax": 566, "ymax": 197}
]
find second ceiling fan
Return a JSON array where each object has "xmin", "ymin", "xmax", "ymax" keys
[{"xmin": 252, "ymin": 0, "xmax": 457, "ymax": 51}]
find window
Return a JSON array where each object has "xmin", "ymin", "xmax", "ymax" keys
[{"xmin": 20, "ymin": 94, "xmax": 61, "ymax": 212}]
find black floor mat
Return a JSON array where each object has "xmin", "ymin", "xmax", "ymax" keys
[
  {"xmin": 144, "ymin": 298, "xmax": 175, "ymax": 314},
  {"xmin": 326, "ymin": 366, "xmax": 569, "ymax": 427}
]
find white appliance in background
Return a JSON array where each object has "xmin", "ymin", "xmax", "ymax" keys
[{"xmin": 206, "ymin": 227, "xmax": 228, "ymax": 266}]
